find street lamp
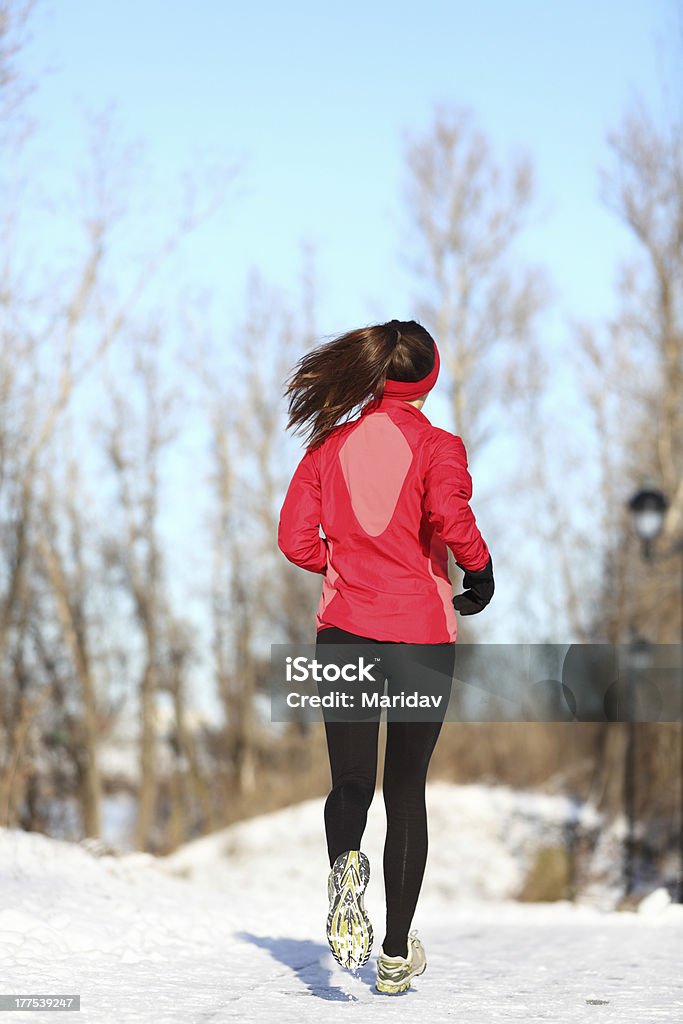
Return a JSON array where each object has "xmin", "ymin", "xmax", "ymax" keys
[
  {"xmin": 627, "ymin": 487, "xmax": 669, "ymax": 560},
  {"xmin": 620, "ymin": 636, "xmax": 654, "ymax": 898},
  {"xmin": 626, "ymin": 483, "xmax": 683, "ymax": 903}
]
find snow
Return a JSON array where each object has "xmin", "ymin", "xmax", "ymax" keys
[{"xmin": 1, "ymin": 782, "xmax": 682, "ymax": 1022}]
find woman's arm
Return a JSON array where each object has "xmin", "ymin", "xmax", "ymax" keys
[
  {"xmin": 423, "ymin": 431, "xmax": 490, "ymax": 571},
  {"xmin": 277, "ymin": 446, "xmax": 328, "ymax": 574}
]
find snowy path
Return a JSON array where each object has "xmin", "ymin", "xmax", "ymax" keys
[{"xmin": 1, "ymin": 783, "xmax": 682, "ymax": 1022}]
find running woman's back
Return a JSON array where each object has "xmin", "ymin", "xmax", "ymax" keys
[{"xmin": 278, "ymin": 391, "xmax": 489, "ymax": 643}]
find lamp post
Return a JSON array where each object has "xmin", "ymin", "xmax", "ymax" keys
[
  {"xmin": 621, "ymin": 636, "xmax": 653, "ymax": 897},
  {"xmin": 626, "ymin": 487, "xmax": 669, "ymax": 560},
  {"xmin": 626, "ymin": 485, "xmax": 683, "ymax": 903}
]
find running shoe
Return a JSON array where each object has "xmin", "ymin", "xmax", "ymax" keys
[
  {"xmin": 375, "ymin": 929, "xmax": 427, "ymax": 994},
  {"xmin": 326, "ymin": 849, "xmax": 373, "ymax": 970}
]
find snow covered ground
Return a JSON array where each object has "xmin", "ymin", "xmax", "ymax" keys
[{"xmin": 1, "ymin": 782, "xmax": 682, "ymax": 1023}]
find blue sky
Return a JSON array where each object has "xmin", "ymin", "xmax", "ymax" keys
[
  {"xmin": 23, "ymin": 0, "xmax": 680, "ymax": 331},
  {"xmin": 12, "ymin": 0, "xmax": 682, "ymax": 665}
]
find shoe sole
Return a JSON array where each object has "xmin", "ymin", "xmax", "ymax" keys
[{"xmin": 326, "ymin": 850, "xmax": 373, "ymax": 970}]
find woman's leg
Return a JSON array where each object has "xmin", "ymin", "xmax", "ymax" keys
[
  {"xmin": 315, "ymin": 626, "xmax": 382, "ymax": 867},
  {"xmin": 381, "ymin": 642, "xmax": 455, "ymax": 958},
  {"xmin": 321, "ymin": 718, "xmax": 379, "ymax": 866},
  {"xmin": 381, "ymin": 719, "xmax": 443, "ymax": 956}
]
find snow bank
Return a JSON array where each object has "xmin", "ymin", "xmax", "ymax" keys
[{"xmin": 1, "ymin": 782, "xmax": 682, "ymax": 1023}]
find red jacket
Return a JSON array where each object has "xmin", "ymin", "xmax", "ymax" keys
[{"xmin": 277, "ymin": 394, "xmax": 490, "ymax": 643}]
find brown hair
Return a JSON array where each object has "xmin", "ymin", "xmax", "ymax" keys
[{"xmin": 283, "ymin": 319, "xmax": 436, "ymax": 450}]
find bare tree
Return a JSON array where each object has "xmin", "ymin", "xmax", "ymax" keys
[
  {"xmin": 0, "ymin": 0, "xmax": 240, "ymax": 840},
  {"xmin": 567, "ymin": 99, "xmax": 683, "ymax": 828},
  {"xmin": 574, "ymin": 99, "xmax": 683, "ymax": 645},
  {"xmin": 100, "ymin": 326, "xmax": 180, "ymax": 851},
  {"xmin": 194, "ymin": 255, "xmax": 323, "ymax": 808},
  {"xmin": 401, "ymin": 102, "xmax": 550, "ymax": 454},
  {"xmin": 162, "ymin": 614, "xmax": 214, "ymax": 848},
  {"xmin": 34, "ymin": 445, "xmax": 104, "ymax": 837},
  {"xmin": 602, "ymin": 104, "xmax": 683, "ymax": 547},
  {"xmin": 0, "ymin": 0, "xmax": 37, "ymax": 140},
  {"xmin": 398, "ymin": 102, "xmax": 553, "ymax": 653}
]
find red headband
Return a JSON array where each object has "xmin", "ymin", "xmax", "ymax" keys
[{"xmin": 381, "ymin": 339, "xmax": 440, "ymax": 400}]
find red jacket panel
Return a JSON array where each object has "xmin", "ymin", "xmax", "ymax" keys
[{"xmin": 277, "ymin": 394, "xmax": 490, "ymax": 643}]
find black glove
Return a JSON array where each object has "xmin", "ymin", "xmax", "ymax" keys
[{"xmin": 452, "ymin": 555, "xmax": 494, "ymax": 615}]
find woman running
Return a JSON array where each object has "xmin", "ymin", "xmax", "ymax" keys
[{"xmin": 277, "ymin": 319, "xmax": 494, "ymax": 994}]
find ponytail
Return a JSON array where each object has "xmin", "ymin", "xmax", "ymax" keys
[{"xmin": 283, "ymin": 319, "xmax": 436, "ymax": 450}]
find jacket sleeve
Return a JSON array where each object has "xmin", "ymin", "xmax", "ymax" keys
[
  {"xmin": 423, "ymin": 432, "xmax": 490, "ymax": 571},
  {"xmin": 277, "ymin": 446, "xmax": 328, "ymax": 575}
]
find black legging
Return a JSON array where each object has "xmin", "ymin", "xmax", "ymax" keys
[{"xmin": 315, "ymin": 625, "xmax": 455, "ymax": 959}]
